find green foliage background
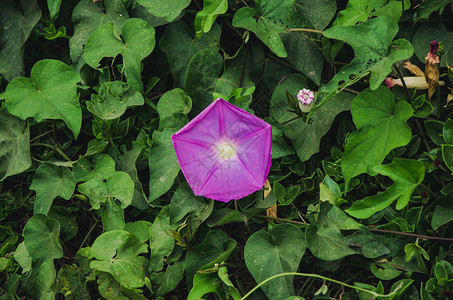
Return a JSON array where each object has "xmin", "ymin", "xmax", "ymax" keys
[{"xmin": 1, "ymin": 0, "xmax": 453, "ymax": 299}]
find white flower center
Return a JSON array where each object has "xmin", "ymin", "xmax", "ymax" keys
[{"xmin": 215, "ymin": 139, "xmax": 237, "ymax": 160}]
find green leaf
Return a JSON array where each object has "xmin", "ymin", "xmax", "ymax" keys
[
  {"xmin": 5, "ymin": 59, "xmax": 82, "ymax": 138},
  {"xmin": 232, "ymin": 0, "xmax": 295, "ymax": 57},
  {"xmin": 432, "ymin": 198, "xmax": 453, "ymax": 230},
  {"xmin": 148, "ymin": 129, "xmax": 180, "ymax": 202},
  {"xmin": 48, "ymin": 206, "xmax": 78, "ymax": 242},
  {"xmin": 414, "ymin": 0, "xmax": 453, "ymax": 22},
  {"xmin": 13, "ymin": 242, "xmax": 32, "ymax": 273},
  {"xmin": 84, "ymin": 18, "xmax": 156, "ymax": 91},
  {"xmin": 334, "ymin": 0, "xmax": 409, "ymax": 26},
  {"xmin": 55, "ymin": 264, "xmax": 91, "ymax": 300},
  {"xmin": 23, "ymin": 214, "xmax": 63, "ymax": 267},
  {"xmin": 184, "ymin": 48, "xmax": 223, "ymax": 115},
  {"xmin": 270, "ymin": 74, "xmax": 353, "ymax": 161},
  {"xmin": 346, "ymin": 159, "xmax": 425, "ymax": 219},
  {"xmin": 90, "ymin": 230, "xmax": 148, "ymax": 288},
  {"xmin": 97, "ymin": 272, "xmax": 147, "ymax": 300},
  {"xmin": 0, "ymin": 0, "xmax": 41, "ymax": 81},
  {"xmin": 87, "ymin": 81, "xmax": 144, "ymax": 120},
  {"xmin": 305, "ymin": 203, "xmax": 362, "ymax": 261},
  {"xmin": 206, "ymin": 208, "xmax": 247, "ymax": 227},
  {"xmin": 318, "ymin": 16, "xmax": 413, "ymax": 106},
  {"xmin": 293, "ymin": 0, "xmax": 336, "ymax": 30},
  {"xmin": 413, "ymin": 23, "xmax": 453, "ymax": 68},
  {"xmin": 22, "ymin": 258, "xmax": 57, "ymax": 299},
  {"xmin": 47, "ymin": 0, "xmax": 62, "ymax": 20},
  {"xmin": 0, "ymin": 109, "xmax": 31, "ymax": 181},
  {"xmin": 194, "ymin": 0, "xmax": 228, "ymax": 38},
  {"xmin": 107, "ymin": 172, "xmax": 135, "ymax": 208},
  {"xmin": 74, "ymin": 154, "xmax": 116, "ymax": 183},
  {"xmin": 185, "ymin": 230, "xmax": 237, "ymax": 289},
  {"xmin": 244, "ymin": 223, "xmax": 306, "ymax": 299},
  {"xmin": 101, "ymin": 198, "xmax": 125, "ymax": 232},
  {"xmin": 30, "ymin": 163, "xmax": 76, "ymax": 215},
  {"xmin": 157, "ymin": 88, "xmax": 192, "ymax": 130},
  {"xmin": 188, "ymin": 265, "xmax": 240, "ymax": 300},
  {"xmin": 169, "ymin": 182, "xmax": 212, "ymax": 224},
  {"xmin": 213, "ymin": 68, "xmax": 256, "ymax": 113},
  {"xmin": 78, "ymin": 171, "xmax": 134, "ymax": 209},
  {"xmin": 124, "ymin": 221, "xmax": 152, "ymax": 243},
  {"xmin": 442, "ymin": 144, "xmax": 453, "ymax": 174},
  {"xmin": 160, "ymin": 21, "xmax": 221, "ymax": 88},
  {"xmin": 425, "ymin": 120, "xmax": 445, "ymax": 146},
  {"xmin": 135, "ymin": 0, "xmax": 190, "ymax": 22},
  {"xmin": 69, "ymin": 0, "xmax": 128, "ymax": 72},
  {"xmin": 155, "ymin": 261, "xmax": 185, "ymax": 296},
  {"xmin": 116, "ymin": 142, "xmax": 148, "ymax": 210},
  {"xmin": 282, "ymin": 32, "xmax": 324, "ymax": 85},
  {"xmin": 443, "ymin": 119, "xmax": 453, "ymax": 144},
  {"xmin": 333, "ymin": 0, "xmax": 371, "ymax": 25},
  {"xmin": 341, "ymin": 87, "xmax": 413, "ymax": 186},
  {"xmin": 149, "ymin": 206, "xmax": 175, "ymax": 272}
]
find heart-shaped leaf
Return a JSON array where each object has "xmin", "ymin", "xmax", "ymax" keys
[
  {"xmin": 87, "ymin": 81, "xmax": 144, "ymax": 120},
  {"xmin": 232, "ymin": 0, "xmax": 294, "ymax": 57},
  {"xmin": 318, "ymin": 15, "xmax": 413, "ymax": 107},
  {"xmin": 69, "ymin": 0, "xmax": 128, "ymax": 72},
  {"xmin": 84, "ymin": 18, "xmax": 155, "ymax": 91},
  {"xmin": 5, "ymin": 59, "xmax": 82, "ymax": 138},
  {"xmin": 185, "ymin": 230, "xmax": 237, "ymax": 289},
  {"xmin": 30, "ymin": 163, "xmax": 76, "ymax": 215},
  {"xmin": 194, "ymin": 0, "xmax": 228, "ymax": 38},
  {"xmin": 74, "ymin": 154, "xmax": 116, "ymax": 183},
  {"xmin": 270, "ymin": 74, "xmax": 353, "ymax": 161},
  {"xmin": 78, "ymin": 171, "xmax": 134, "ymax": 209},
  {"xmin": 0, "ymin": 0, "xmax": 41, "ymax": 81},
  {"xmin": 157, "ymin": 88, "xmax": 192, "ymax": 130},
  {"xmin": 90, "ymin": 230, "xmax": 148, "ymax": 288},
  {"xmin": 0, "ymin": 109, "xmax": 31, "ymax": 181},
  {"xmin": 346, "ymin": 159, "xmax": 425, "ymax": 218},
  {"xmin": 306, "ymin": 203, "xmax": 389, "ymax": 260},
  {"xmin": 148, "ymin": 129, "xmax": 180, "ymax": 202},
  {"xmin": 135, "ymin": 0, "xmax": 190, "ymax": 22},
  {"xmin": 341, "ymin": 86, "xmax": 413, "ymax": 187},
  {"xmin": 23, "ymin": 214, "xmax": 63, "ymax": 267},
  {"xmin": 160, "ymin": 21, "xmax": 221, "ymax": 88},
  {"xmin": 244, "ymin": 223, "xmax": 306, "ymax": 299}
]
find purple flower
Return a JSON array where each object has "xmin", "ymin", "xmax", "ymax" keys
[
  {"xmin": 297, "ymin": 89, "xmax": 314, "ymax": 112},
  {"xmin": 172, "ymin": 98, "xmax": 272, "ymax": 202}
]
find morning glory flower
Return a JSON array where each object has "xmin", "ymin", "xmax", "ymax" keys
[
  {"xmin": 172, "ymin": 98, "xmax": 272, "ymax": 202},
  {"xmin": 297, "ymin": 89, "xmax": 314, "ymax": 112}
]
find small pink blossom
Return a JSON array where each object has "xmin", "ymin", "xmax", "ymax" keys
[
  {"xmin": 297, "ymin": 89, "xmax": 314, "ymax": 105},
  {"xmin": 385, "ymin": 77, "xmax": 396, "ymax": 88},
  {"xmin": 297, "ymin": 89, "xmax": 314, "ymax": 113}
]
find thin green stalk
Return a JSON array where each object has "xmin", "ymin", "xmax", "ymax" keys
[
  {"xmin": 254, "ymin": 215, "xmax": 309, "ymax": 226},
  {"xmin": 240, "ymin": 272, "xmax": 406, "ymax": 299},
  {"xmin": 393, "ymin": 65, "xmax": 411, "ymax": 103},
  {"xmin": 30, "ymin": 143, "xmax": 71, "ymax": 161},
  {"xmin": 286, "ymin": 28, "xmax": 324, "ymax": 34},
  {"xmin": 436, "ymin": 84, "xmax": 441, "ymax": 120},
  {"xmin": 102, "ymin": 120, "xmax": 114, "ymax": 146},
  {"xmin": 78, "ymin": 220, "xmax": 99, "ymax": 251}
]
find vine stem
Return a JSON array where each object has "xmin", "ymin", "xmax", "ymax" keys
[
  {"xmin": 253, "ymin": 215, "xmax": 453, "ymax": 241},
  {"xmin": 254, "ymin": 214, "xmax": 309, "ymax": 226},
  {"xmin": 78, "ymin": 220, "xmax": 99, "ymax": 251},
  {"xmin": 30, "ymin": 142, "xmax": 71, "ymax": 161},
  {"xmin": 286, "ymin": 28, "xmax": 324, "ymax": 34},
  {"xmin": 392, "ymin": 65, "xmax": 412, "ymax": 103},
  {"xmin": 240, "ymin": 272, "xmax": 405, "ymax": 299}
]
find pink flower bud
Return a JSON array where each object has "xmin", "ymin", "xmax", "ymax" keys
[{"xmin": 297, "ymin": 89, "xmax": 314, "ymax": 112}]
